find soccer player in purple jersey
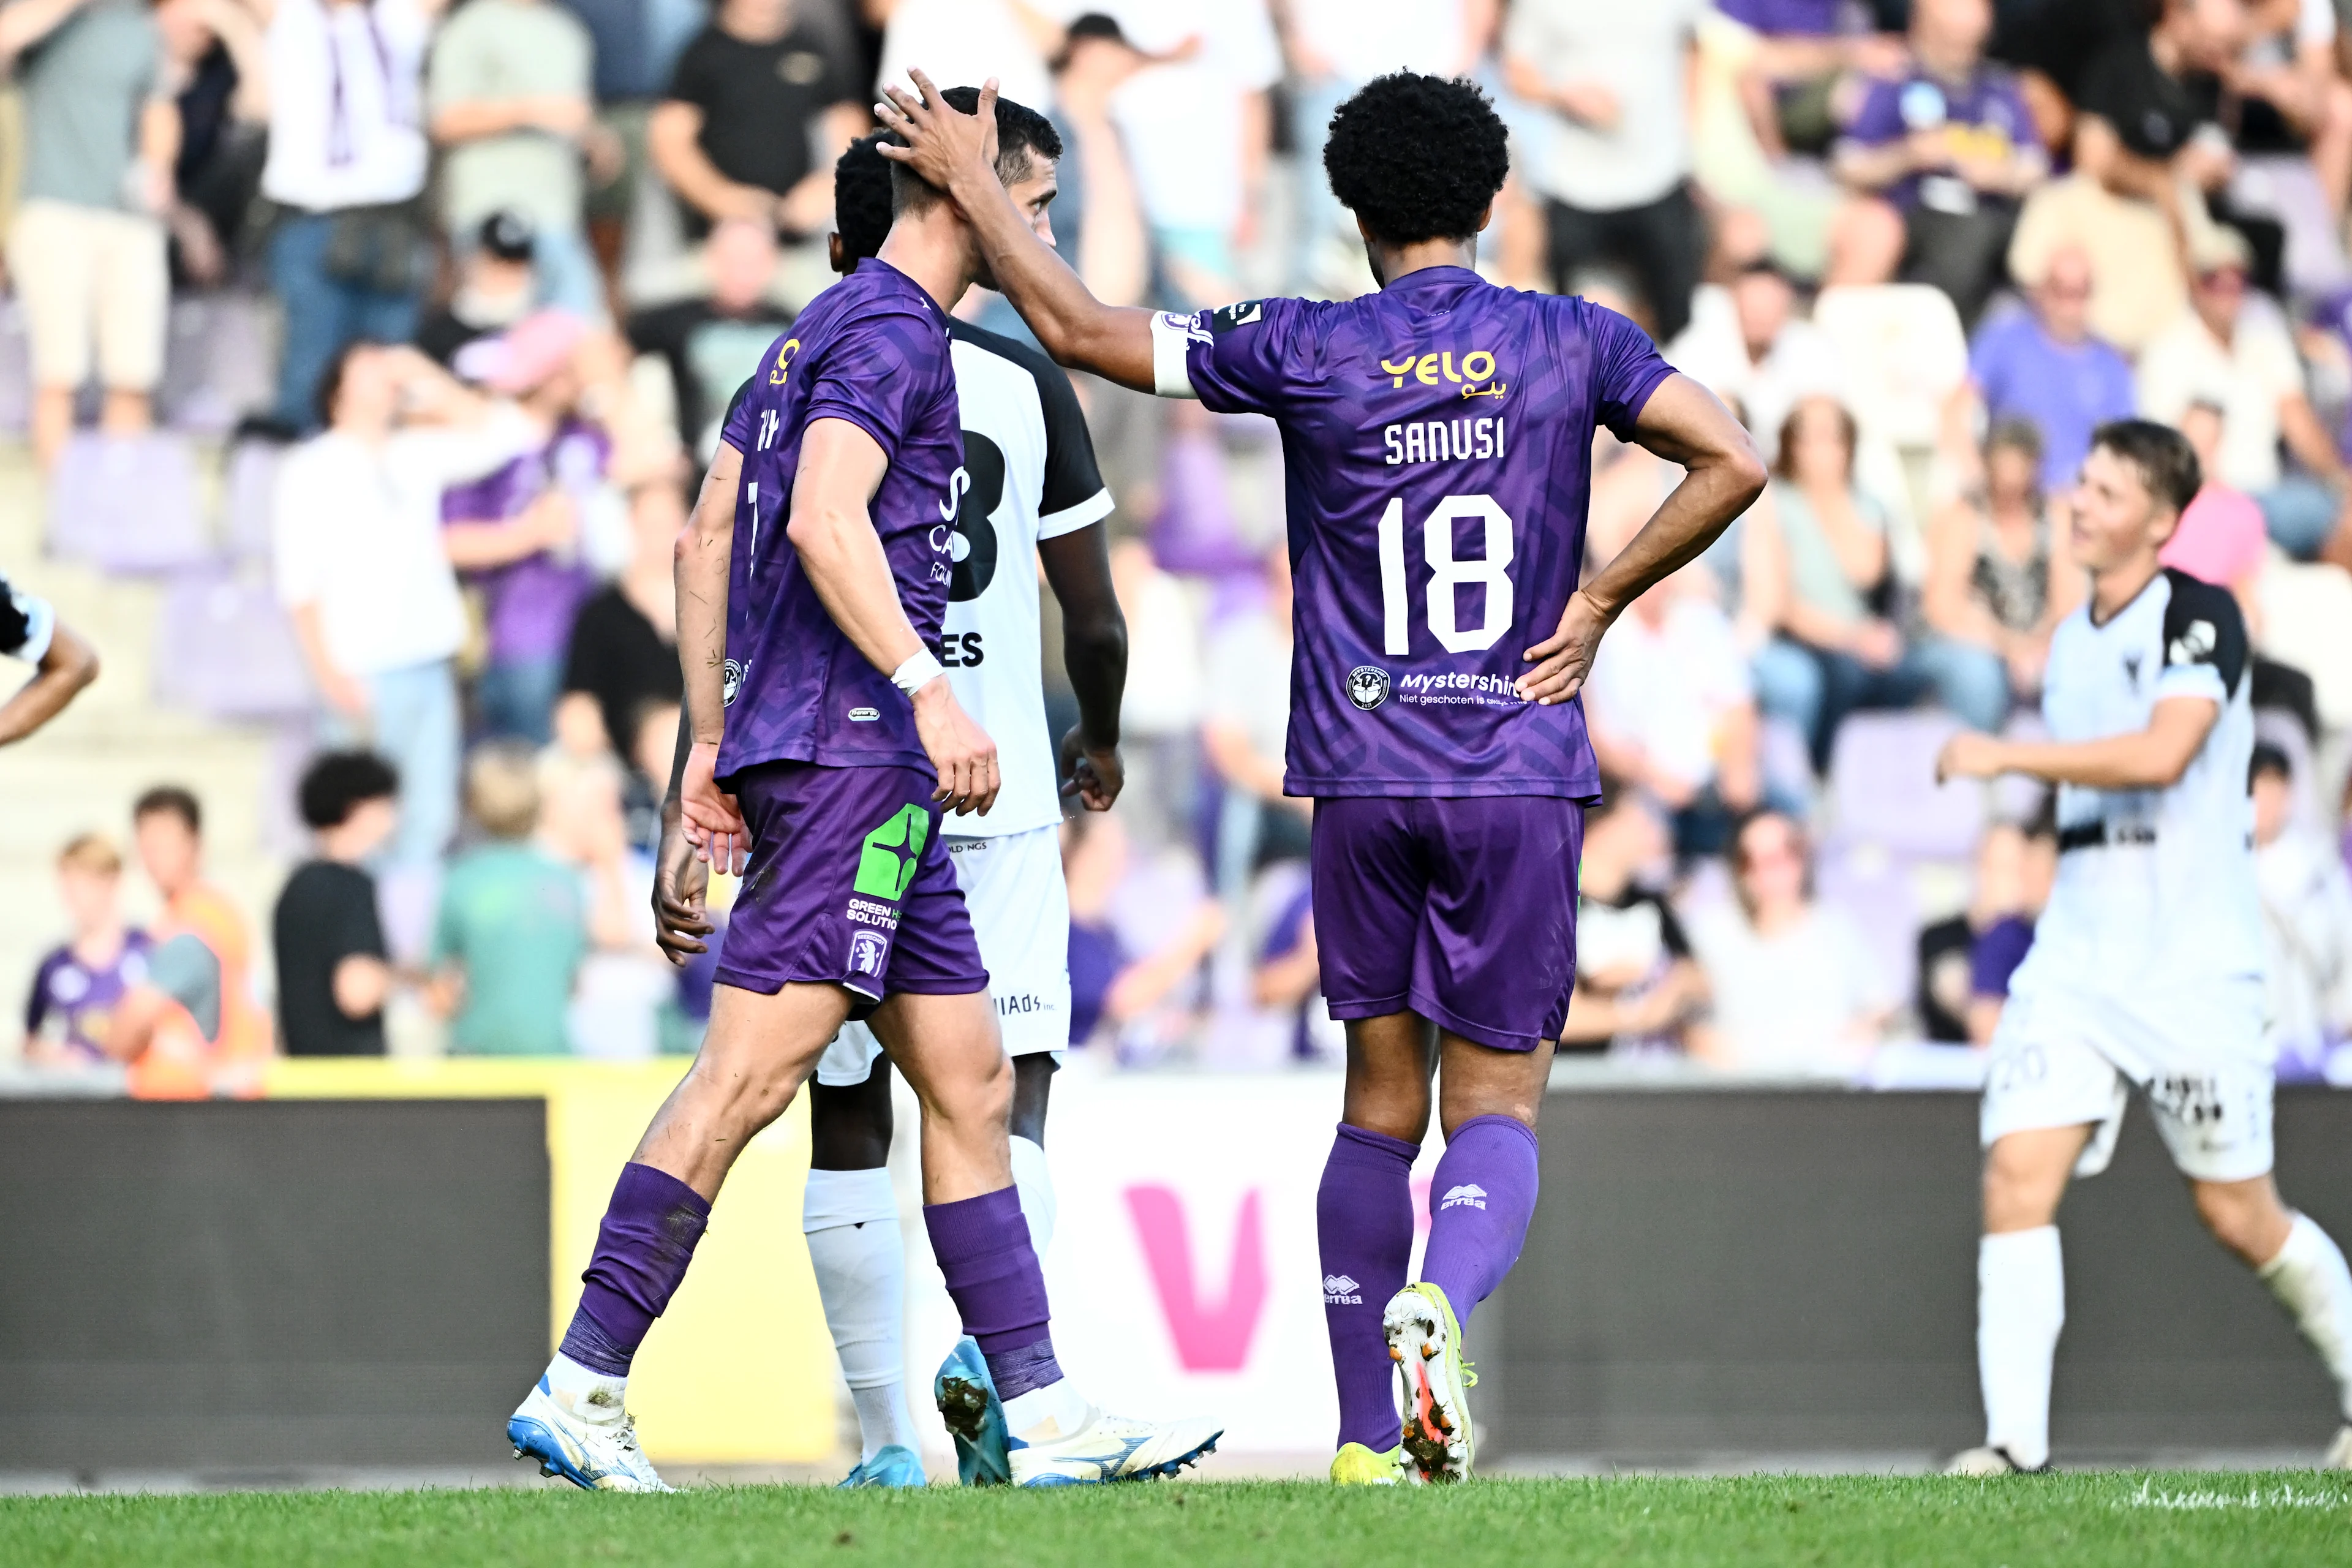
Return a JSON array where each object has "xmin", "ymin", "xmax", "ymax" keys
[
  {"xmin": 880, "ymin": 70, "xmax": 1766, "ymax": 1483},
  {"xmin": 507, "ymin": 88, "xmax": 1218, "ymax": 1493}
]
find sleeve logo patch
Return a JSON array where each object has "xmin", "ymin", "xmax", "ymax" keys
[
  {"xmin": 2168, "ymin": 619, "xmax": 2217, "ymax": 668},
  {"xmin": 722, "ymin": 660, "xmax": 745, "ymax": 707},
  {"xmin": 1159, "ymin": 310, "xmax": 1215, "ymax": 346},
  {"xmin": 1209, "ymin": 299, "xmax": 1265, "ymax": 334}
]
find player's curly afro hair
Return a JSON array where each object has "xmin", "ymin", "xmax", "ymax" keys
[{"xmin": 1323, "ymin": 73, "xmax": 1510, "ymax": 246}]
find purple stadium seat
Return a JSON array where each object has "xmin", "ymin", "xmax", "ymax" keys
[
  {"xmin": 47, "ymin": 432, "xmax": 210, "ymax": 573},
  {"xmin": 1817, "ymin": 844, "xmax": 1920, "ymax": 1008},
  {"xmin": 222, "ymin": 439, "xmax": 282, "ymax": 560},
  {"xmin": 151, "ymin": 564, "xmax": 313, "ymax": 719},
  {"xmin": 1825, "ymin": 710, "xmax": 1983, "ymax": 860},
  {"xmin": 159, "ymin": 292, "xmax": 276, "ymax": 434}
]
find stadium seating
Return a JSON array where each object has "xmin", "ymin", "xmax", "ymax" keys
[
  {"xmin": 221, "ymin": 438, "xmax": 282, "ymax": 562},
  {"xmin": 157, "ymin": 293, "xmax": 277, "ymax": 436},
  {"xmin": 150, "ymin": 562, "xmax": 313, "ymax": 720},
  {"xmin": 1822, "ymin": 710, "xmax": 1983, "ymax": 861},
  {"xmin": 45, "ymin": 432, "xmax": 208, "ymax": 574}
]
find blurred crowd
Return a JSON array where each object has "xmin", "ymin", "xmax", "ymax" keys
[{"xmin": 9, "ymin": 0, "xmax": 2352, "ymax": 1088}]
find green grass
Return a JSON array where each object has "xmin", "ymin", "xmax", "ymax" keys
[{"xmin": 6, "ymin": 1474, "xmax": 2351, "ymax": 1566}]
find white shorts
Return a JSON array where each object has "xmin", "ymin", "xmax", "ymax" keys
[
  {"xmin": 1981, "ymin": 974, "xmax": 2274, "ymax": 1183},
  {"xmin": 815, "ymin": 823, "xmax": 1071, "ymax": 1087},
  {"xmin": 6, "ymin": 200, "xmax": 167, "ymax": 390}
]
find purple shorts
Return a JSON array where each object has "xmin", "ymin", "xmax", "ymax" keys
[
  {"xmin": 1310, "ymin": 794, "xmax": 1585, "ymax": 1052},
  {"xmin": 714, "ymin": 761, "xmax": 988, "ymax": 1008}
]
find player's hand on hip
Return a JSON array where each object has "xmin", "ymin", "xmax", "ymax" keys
[
  {"xmin": 873, "ymin": 70, "xmax": 1000, "ymax": 204},
  {"xmin": 914, "ymin": 677, "xmax": 1000, "ymax": 817},
  {"xmin": 1935, "ymin": 731, "xmax": 2005, "ymax": 783},
  {"xmin": 1058, "ymin": 725, "xmax": 1124, "ymax": 813},
  {"xmin": 1517, "ymin": 588, "xmax": 1610, "ymax": 706},
  {"xmin": 652, "ymin": 810, "xmax": 715, "ymax": 967},
  {"xmin": 681, "ymin": 739, "xmax": 750, "ymax": 875}
]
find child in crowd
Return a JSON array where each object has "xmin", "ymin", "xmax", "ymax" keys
[
  {"xmin": 428, "ymin": 743, "xmax": 585, "ymax": 1055},
  {"xmin": 109, "ymin": 787, "xmax": 272, "ymax": 1097},
  {"xmin": 21, "ymin": 835, "xmax": 151, "ymax": 1069},
  {"xmin": 273, "ymin": 752, "xmax": 399, "ymax": 1058}
]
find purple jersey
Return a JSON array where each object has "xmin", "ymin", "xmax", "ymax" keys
[
  {"xmin": 1842, "ymin": 67, "xmax": 2038, "ymax": 211},
  {"xmin": 25, "ymin": 932, "xmax": 151, "ymax": 1064},
  {"xmin": 1154, "ymin": 270, "xmax": 1673, "ymax": 800},
  {"xmin": 716, "ymin": 259, "xmax": 963, "ymax": 782}
]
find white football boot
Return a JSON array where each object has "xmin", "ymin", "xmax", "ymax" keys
[
  {"xmin": 1006, "ymin": 1406, "xmax": 1224, "ymax": 1487},
  {"xmin": 1384, "ymin": 1283, "xmax": 1476, "ymax": 1482},
  {"xmin": 2323, "ymin": 1425, "xmax": 2352, "ymax": 1471},
  {"xmin": 1944, "ymin": 1446, "xmax": 2048, "ymax": 1477},
  {"xmin": 508, "ymin": 1375, "xmax": 674, "ymax": 1493}
]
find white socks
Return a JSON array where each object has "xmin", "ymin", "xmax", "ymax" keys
[
  {"xmin": 2260, "ymin": 1212, "xmax": 2352, "ymax": 1422},
  {"xmin": 544, "ymin": 1351, "xmax": 627, "ymax": 1427},
  {"xmin": 804, "ymin": 1167, "xmax": 919, "ymax": 1461},
  {"xmin": 1978, "ymin": 1227, "xmax": 2064, "ymax": 1469},
  {"xmin": 1011, "ymin": 1134, "xmax": 1057, "ymax": 1256},
  {"xmin": 1001, "ymin": 1374, "xmax": 1089, "ymax": 1440}
]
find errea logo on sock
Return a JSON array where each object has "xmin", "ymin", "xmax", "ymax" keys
[
  {"xmin": 1322, "ymin": 1274, "xmax": 1363, "ymax": 1305},
  {"xmin": 1440, "ymin": 1184, "xmax": 1488, "ymax": 1211}
]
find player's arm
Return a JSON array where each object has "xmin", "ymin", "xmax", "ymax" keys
[
  {"xmin": 0, "ymin": 613, "xmax": 99, "ymax": 745},
  {"xmin": 1937, "ymin": 696, "xmax": 2219, "ymax": 790},
  {"xmin": 675, "ymin": 437, "xmax": 750, "ymax": 872},
  {"xmin": 787, "ymin": 418, "xmax": 1000, "ymax": 815},
  {"xmin": 1518, "ymin": 374, "xmax": 1768, "ymax": 704},
  {"xmin": 875, "ymin": 74, "xmax": 1158, "ymax": 393},
  {"xmin": 1039, "ymin": 524, "xmax": 1128, "ymax": 811}
]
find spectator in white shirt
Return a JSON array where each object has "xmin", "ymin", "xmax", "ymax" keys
[
  {"xmin": 1666, "ymin": 257, "xmax": 1844, "ymax": 453},
  {"xmin": 256, "ymin": 0, "xmax": 444, "ymax": 431},
  {"xmin": 2136, "ymin": 225, "xmax": 2351, "ymax": 561},
  {"xmin": 1583, "ymin": 567, "xmax": 1763, "ymax": 859},
  {"xmin": 1502, "ymin": 0, "xmax": 1710, "ymax": 340},
  {"xmin": 273, "ymin": 344, "xmax": 540, "ymax": 866},
  {"xmin": 1280, "ymin": 0, "xmax": 1488, "ymax": 295},
  {"xmin": 2252, "ymin": 741, "xmax": 2352, "ymax": 1079},
  {"xmin": 874, "ymin": 0, "xmax": 1066, "ymax": 119},
  {"xmin": 1104, "ymin": 0, "xmax": 1282, "ymax": 306},
  {"xmin": 1685, "ymin": 808, "xmax": 1894, "ymax": 1074}
]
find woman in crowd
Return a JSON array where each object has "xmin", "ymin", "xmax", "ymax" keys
[
  {"xmin": 1917, "ymin": 419, "xmax": 2081, "ymax": 733},
  {"xmin": 1748, "ymin": 394, "xmax": 1930, "ymax": 772}
]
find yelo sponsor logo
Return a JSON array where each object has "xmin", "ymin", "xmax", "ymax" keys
[
  {"xmin": 767, "ymin": 337, "xmax": 802, "ymax": 384},
  {"xmin": 1378, "ymin": 349, "xmax": 1504, "ymax": 400}
]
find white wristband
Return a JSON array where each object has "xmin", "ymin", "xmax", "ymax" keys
[{"xmin": 891, "ymin": 649, "xmax": 945, "ymax": 696}]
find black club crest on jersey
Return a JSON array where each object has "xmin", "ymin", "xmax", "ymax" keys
[
  {"xmin": 722, "ymin": 660, "xmax": 744, "ymax": 707},
  {"xmin": 949, "ymin": 431, "xmax": 1005, "ymax": 602},
  {"xmin": 1347, "ymin": 666, "xmax": 1390, "ymax": 711}
]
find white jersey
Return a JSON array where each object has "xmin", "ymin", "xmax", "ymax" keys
[
  {"xmin": 939, "ymin": 318, "xmax": 1114, "ymax": 837},
  {"xmin": 2009, "ymin": 567, "xmax": 2263, "ymax": 998}
]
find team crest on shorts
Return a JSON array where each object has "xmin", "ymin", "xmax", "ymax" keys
[
  {"xmin": 722, "ymin": 660, "xmax": 744, "ymax": 707},
  {"xmin": 1346, "ymin": 666, "xmax": 1390, "ymax": 711},
  {"xmin": 849, "ymin": 930, "xmax": 888, "ymax": 977}
]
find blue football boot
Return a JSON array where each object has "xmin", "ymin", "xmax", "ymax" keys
[{"xmin": 933, "ymin": 1336, "xmax": 1011, "ymax": 1486}]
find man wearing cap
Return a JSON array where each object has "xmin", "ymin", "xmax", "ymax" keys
[
  {"xmin": 418, "ymin": 211, "xmax": 545, "ymax": 368},
  {"xmin": 2137, "ymin": 224, "xmax": 2352, "ymax": 564}
]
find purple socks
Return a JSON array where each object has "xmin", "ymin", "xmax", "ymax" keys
[
  {"xmin": 1317, "ymin": 1122, "xmax": 1418, "ymax": 1452},
  {"xmin": 1419, "ymin": 1114, "xmax": 1540, "ymax": 1330},
  {"xmin": 924, "ymin": 1185, "xmax": 1064, "ymax": 1400},
  {"xmin": 558, "ymin": 1162, "xmax": 713, "ymax": 1376}
]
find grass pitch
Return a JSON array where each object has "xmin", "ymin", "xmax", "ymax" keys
[{"xmin": 6, "ymin": 1472, "xmax": 2350, "ymax": 1566}]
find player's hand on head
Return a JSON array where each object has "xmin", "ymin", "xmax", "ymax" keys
[
  {"xmin": 913, "ymin": 676, "xmax": 999, "ymax": 816},
  {"xmin": 1517, "ymin": 588, "xmax": 1610, "ymax": 706},
  {"xmin": 680, "ymin": 739, "xmax": 749, "ymax": 875},
  {"xmin": 874, "ymin": 70, "xmax": 1000, "ymax": 200},
  {"xmin": 1057, "ymin": 726, "xmax": 1123, "ymax": 813}
]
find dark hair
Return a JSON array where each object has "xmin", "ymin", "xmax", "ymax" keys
[
  {"xmin": 2090, "ymin": 418, "xmax": 2201, "ymax": 516},
  {"xmin": 133, "ymin": 785, "xmax": 202, "ymax": 836},
  {"xmin": 2250, "ymin": 741, "xmax": 2293, "ymax": 788},
  {"xmin": 834, "ymin": 134, "xmax": 896, "ymax": 266},
  {"xmin": 1773, "ymin": 396, "xmax": 1857, "ymax": 481},
  {"xmin": 1323, "ymin": 73, "xmax": 1509, "ymax": 246},
  {"xmin": 314, "ymin": 337, "xmax": 393, "ymax": 429},
  {"xmin": 884, "ymin": 86, "xmax": 1063, "ymax": 216},
  {"xmin": 0, "ymin": 577, "xmax": 28, "ymax": 654},
  {"xmin": 298, "ymin": 749, "xmax": 400, "ymax": 830},
  {"xmin": 1986, "ymin": 417, "xmax": 2044, "ymax": 466}
]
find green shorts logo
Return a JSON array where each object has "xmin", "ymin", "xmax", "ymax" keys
[{"xmin": 854, "ymin": 803, "xmax": 930, "ymax": 900}]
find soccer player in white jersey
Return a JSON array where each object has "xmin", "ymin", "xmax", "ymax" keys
[
  {"xmin": 1936, "ymin": 420, "xmax": 2352, "ymax": 1474},
  {"xmin": 657, "ymin": 134, "xmax": 1132, "ymax": 1487}
]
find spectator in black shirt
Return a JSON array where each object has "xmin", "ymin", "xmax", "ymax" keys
[
  {"xmin": 416, "ymin": 211, "xmax": 542, "ymax": 368},
  {"xmin": 273, "ymin": 750, "xmax": 399, "ymax": 1057},
  {"xmin": 649, "ymin": 0, "xmax": 866, "ymax": 243},
  {"xmin": 625, "ymin": 216, "xmax": 791, "ymax": 459},
  {"xmin": 558, "ymin": 477, "xmax": 684, "ymax": 756},
  {"xmin": 155, "ymin": 0, "xmax": 268, "ymax": 286}
]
